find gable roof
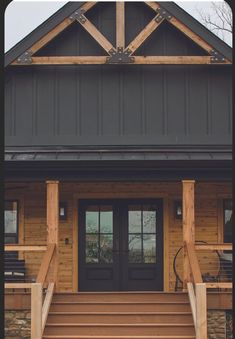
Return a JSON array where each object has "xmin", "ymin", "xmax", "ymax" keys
[{"xmin": 5, "ymin": 1, "xmax": 232, "ymax": 66}]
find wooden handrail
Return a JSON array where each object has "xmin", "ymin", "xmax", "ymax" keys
[
  {"xmin": 5, "ymin": 283, "xmax": 32, "ymax": 289},
  {"xmin": 195, "ymin": 243, "xmax": 232, "ymax": 251},
  {"xmin": 36, "ymin": 244, "xmax": 56, "ymax": 286},
  {"xmin": 5, "ymin": 245, "xmax": 47, "ymax": 251},
  {"xmin": 42, "ymin": 283, "xmax": 55, "ymax": 333},
  {"xmin": 186, "ymin": 242, "xmax": 203, "ymax": 284}
]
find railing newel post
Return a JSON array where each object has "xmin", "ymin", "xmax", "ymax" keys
[{"xmin": 31, "ymin": 283, "xmax": 43, "ymax": 339}]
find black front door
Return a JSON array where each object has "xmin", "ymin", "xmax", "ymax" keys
[{"xmin": 78, "ymin": 199, "xmax": 163, "ymax": 291}]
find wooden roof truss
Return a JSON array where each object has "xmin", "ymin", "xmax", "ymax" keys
[{"xmin": 12, "ymin": 1, "xmax": 231, "ymax": 65}]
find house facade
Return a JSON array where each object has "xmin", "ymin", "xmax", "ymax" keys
[{"xmin": 4, "ymin": 2, "xmax": 232, "ymax": 338}]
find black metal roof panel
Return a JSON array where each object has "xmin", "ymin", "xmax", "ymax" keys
[
  {"xmin": 5, "ymin": 1, "xmax": 232, "ymax": 66},
  {"xmin": 5, "ymin": 147, "xmax": 232, "ymax": 162}
]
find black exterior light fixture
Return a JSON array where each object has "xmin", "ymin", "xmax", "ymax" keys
[
  {"xmin": 59, "ymin": 202, "xmax": 67, "ymax": 220},
  {"xmin": 174, "ymin": 200, "xmax": 182, "ymax": 219}
]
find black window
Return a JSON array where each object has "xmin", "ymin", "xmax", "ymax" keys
[
  {"xmin": 223, "ymin": 199, "xmax": 232, "ymax": 244},
  {"xmin": 4, "ymin": 201, "xmax": 18, "ymax": 244}
]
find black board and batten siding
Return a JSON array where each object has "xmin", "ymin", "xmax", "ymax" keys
[{"xmin": 5, "ymin": 2, "xmax": 232, "ymax": 148}]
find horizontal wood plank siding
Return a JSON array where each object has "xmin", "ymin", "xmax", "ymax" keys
[{"xmin": 5, "ymin": 181, "xmax": 231, "ymax": 291}]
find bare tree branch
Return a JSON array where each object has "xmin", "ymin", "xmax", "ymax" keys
[{"xmin": 196, "ymin": 1, "xmax": 232, "ymax": 44}]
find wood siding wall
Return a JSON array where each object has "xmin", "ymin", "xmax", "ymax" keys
[{"xmin": 5, "ymin": 181, "xmax": 231, "ymax": 291}]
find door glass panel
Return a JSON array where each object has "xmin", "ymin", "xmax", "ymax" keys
[
  {"xmin": 129, "ymin": 206, "xmax": 141, "ymax": 233},
  {"xmin": 129, "ymin": 234, "xmax": 142, "ymax": 263},
  {"xmin": 100, "ymin": 206, "xmax": 113, "ymax": 233},
  {"xmin": 143, "ymin": 206, "xmax": 156, "ymax": 233},
  {"xmin": 86, "ymin": 234, "xmax": 99, "ymax": 263},
  {"xmin": 143, "ymin": 234, "xmax": 156, "ymax": 263},
  {"xmin": 128, "ymin": 204, "xmax": 157, "ymax": 264},
  {"xmin": 86, "ymin": 206, "xmax": 99, "ymax": 233},
  {"xmin": 85, "ymin": 205, "xmax": 113, "ymax": 264},
  {"xmin": 100, "ymin": 234, "xmax": 113, "ymax": 263}
]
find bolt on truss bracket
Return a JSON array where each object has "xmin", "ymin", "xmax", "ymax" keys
[
  {"xmin": 106, "ymin": 47, "xmax": 135, "ymax": 64},
  {"xmin": 210, "ymin": 49, "xmax": 226, "ymax": 63},
  {"xmin": 69, "ymin": 9, "xmax": 86, "ymax": 24},
  {"xmin": 155, "ymin": 7, "xmax": 172, "ymax": 23},
  {"xmin": 16, "ymin": 50, "xmax": 33, "ymax": 64}
]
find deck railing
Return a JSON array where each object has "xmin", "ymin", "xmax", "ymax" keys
[
  {"xmin": 186, "ymin": 242, "xmax": 232, "ymax": 339},
  {"xmin": 4, "ymin": 244, "xmax": 56, "ymax": 339}
]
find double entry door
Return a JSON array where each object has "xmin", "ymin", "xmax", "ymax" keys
[{"xmin": 78, "ymin": 199, "xmax": 163, "ymax": 291}]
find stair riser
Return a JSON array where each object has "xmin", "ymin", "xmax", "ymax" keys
[
  {"xmin": 50, "ymin": 304, "xmax": 191, "ymax": 312},
  {"xmin": 47, "ymin": 314, "xmax": 193, "ymax": 324},
  {"xmin": 44, "ymin": 325, "xmax": 195, "ymax": 336},
  {"xmin": 53, "ymin": 294, "xmax": 189, "ymax": 303}
]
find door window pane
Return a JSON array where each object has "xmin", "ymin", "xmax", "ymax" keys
[
  {"xmin": 129, "ymin": 206, "xmax": 141, "ymax": 233},
  {"xmin": 86, "ymin": 206, "xmax": 99, "ymax": 233},
  {"xmin": 86, "ymin": 234, "xmax": 99, "ymax": 263},
  {"xmin": 143, "ymin": 206, "xmax": 156, "ymax": 233},
  {"xmin": 129, "ymin": 234, "xmax": 142, "ymax": 263},
  {"xmin": 100, "ymin": 206, "xmax": 113, "ymax": 233},
  {"xmin": 143, "ymin": 234, "xmax": 156, "ymax": 263},
  {"xmin": 100, "ymin": 234, "xmax": 113, "ymax": 263}
]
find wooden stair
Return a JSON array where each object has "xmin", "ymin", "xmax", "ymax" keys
[{"xmin": 43, "ymin": 292, "xmax": 196, "ymax": 339}]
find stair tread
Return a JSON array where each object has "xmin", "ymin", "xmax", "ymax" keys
[
  {"xmin": 48, "ymin": 312, "xmax": 192, "ymax": 315},
  {"xmin": 43, "ymin": 336, "xmax": 196, "ymax": 338},
  {"xmin": 46, "ymin": 323, "xmax": 194, "ymax": 327},
  {"xmin": 51, "ymin": 301, "xmax": 189, "ymax": 304}
]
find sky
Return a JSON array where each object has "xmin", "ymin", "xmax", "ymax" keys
[{"xmin": 4, "ymin": 0, "xmax": 232, "ymax": 52}]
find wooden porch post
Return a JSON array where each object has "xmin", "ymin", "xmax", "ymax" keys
[
  {"xmin": 182, "ymin": 180, "xmax": 195, "ymax": 289},
  {"xmin": 46, "ymin": 181, "xmax": 59, "ymax": 289}
]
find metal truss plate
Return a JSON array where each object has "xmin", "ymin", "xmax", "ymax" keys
[
  {"xmin": 210, "ymin": 49, "xmax": 226, "ymax": 63},
  {"xmin": 69, "ymin": 9, "xmax": 86, "ymax": 24},
  {"xmin": 155, "ymin": 7, "xmax": 172, "ymax": 23},
  {"xmin": 106, "ymin": 48, "xmax": 135, "ymax": 64},
  {"xmin": 17, "ymin": 50, "xmax": 33, "ymax": 64}
]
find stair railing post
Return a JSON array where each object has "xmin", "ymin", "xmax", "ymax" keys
[
  {"xmin": 196, "ymin": 283, "xmax": 207, "ymax": 339},
  {"xmin": 31, "ymin": 283, "xmax": 42, "ymax": 339}
]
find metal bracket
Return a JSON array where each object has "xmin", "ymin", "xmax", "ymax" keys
[
  {"xmin": 155, "ymin": 7, "xmax": 172, "ymax": 23},
  {"xmin": 16, "ymin": 50, "xmax": 33, "ymax": 64},
  {"xmin": 106, "ymin": 47, "xmax": 135, "ymax": 64},
  {"xmin": 69, "ymin": 8, "xmax": 86, "ymax": 24},
  {"xmin": 210, "ymin": 49, "xmax": 226, "ymax": 63}
]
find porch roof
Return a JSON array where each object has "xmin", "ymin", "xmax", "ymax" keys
[{"xmin": 5, "ymin": 146, "xmax": 232, "ymax": 162}]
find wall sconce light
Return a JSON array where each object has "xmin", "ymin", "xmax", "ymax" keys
[
  {"xmin": 174, "ymin": 200, "xmax": 182, "ymax": 219},
  {"xmin": 59, "ymin": 202, "xmax": 67, "ymax": 221}
]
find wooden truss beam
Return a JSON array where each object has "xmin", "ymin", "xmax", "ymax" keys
[
  {"xmin": 144, "ymin": 1, "xmax": 161, "ymax": 12},
  {"xmin": 11, "ymin": 55, "xmax": 230, "ymax": 65},
  {"xmin": 13, "ymin": 2, "xmax": 98, "ymax": 63},
  {"xmin": 126, "ymin": 15, "xmax": 164, "ymax": 54},
  {"xmin": 116, "ymin": 2, "xmax": 125, "ymax": 47},
  {"xmin": 79, "ymin": 17, "xmax": 115, "ymax": 53},
  {"xmin": 168, "ymin": 17, "xmax": 213, "ymax": 54}
]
